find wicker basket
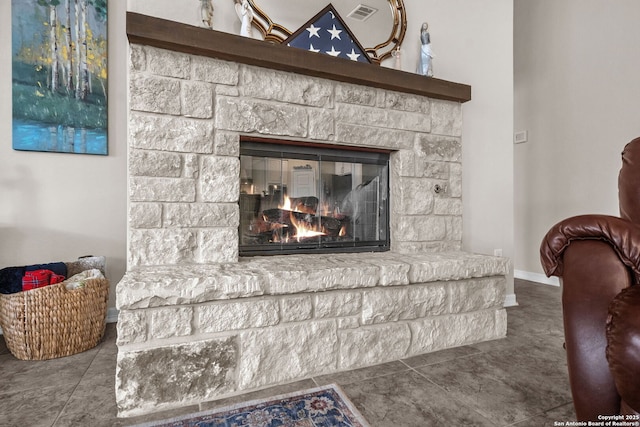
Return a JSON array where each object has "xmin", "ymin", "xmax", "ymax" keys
[{"xmin": 0, "ymin": 277, "xmax": 109, "ymax": 360}]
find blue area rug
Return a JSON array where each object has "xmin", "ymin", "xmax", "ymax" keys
[{"xmin": 134, "ymin": 384, "xmax": 370, "ymax": 427}]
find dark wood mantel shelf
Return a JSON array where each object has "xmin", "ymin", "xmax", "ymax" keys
[{"xmin": 127, "ymin": 12, "xmax": 471, "ymax": 103}]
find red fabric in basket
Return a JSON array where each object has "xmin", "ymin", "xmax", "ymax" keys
[{"xmin": 22, "ymin": 270, "xmax": 66, "ymax": 291}]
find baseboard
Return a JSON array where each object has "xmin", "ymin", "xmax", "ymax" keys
[
  {"xmin": 107, "ymin": 307, "xmax": 119, "ymax": 323},
  {"xmin": 514, "ymin": 269, "xmax": 560, "ymax": 287},
  {"xmin": 504, "ymin": 293, "xmax": 518, "ymax": 307}
]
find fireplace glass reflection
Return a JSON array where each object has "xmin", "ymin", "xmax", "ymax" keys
[{"xmin": 240, "ymin": 140, "xmax": 390, "ymax": 255}]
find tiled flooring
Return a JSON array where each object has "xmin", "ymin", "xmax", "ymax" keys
[{"xmin": 0, "ymin": 279, "xmax": 575, "ymax": 426}]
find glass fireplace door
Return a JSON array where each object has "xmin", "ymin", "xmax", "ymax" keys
[{"xmin": 239, "ymin": 141, "xmax": 390, "ymax": 255}]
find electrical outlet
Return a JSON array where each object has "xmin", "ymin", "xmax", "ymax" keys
[
  {"xmin": 514, "ymin": 131, "xmax": 528, "ymax": 144},
  {"xmin": 493, "ymin": 249, "xmax": 503, "ymax": 257}
]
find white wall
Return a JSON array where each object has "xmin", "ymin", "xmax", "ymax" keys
[
  {"xmin": 0, "ymin": 1, "xmax": 128, "ymax": 310},
  {"xmin": 405, "ymin": 0, "xmax": 515, "ymax": 303},
  {"xmin": 1, "ymin": 1, "xmax": 515, "ymax": 312},
  {"xmin": 514, "ymin": 0, "xmax": 640, "ymax": 279}
]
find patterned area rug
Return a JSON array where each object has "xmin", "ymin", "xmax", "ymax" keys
[{"xmin": 133, "ymin": 384, "xmax": 370, "ymax": 427}]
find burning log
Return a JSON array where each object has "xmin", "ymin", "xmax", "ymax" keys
[
  {"xmin": 261, "ymin": 208, "xmax": 346, "ymax": 238},
  {"xmin": 281, "ymin": 196, "xmax": 318, "ymax": 214}
]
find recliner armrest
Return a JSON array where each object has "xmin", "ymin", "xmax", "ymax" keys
[{"xmin": 540, "ymin": 214, "xmax": 640, "ymax": 281}]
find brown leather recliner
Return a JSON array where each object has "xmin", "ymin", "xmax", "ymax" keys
[{"xmin": 540, "ymin": 137, "xmax": 640, "ymax": 421}]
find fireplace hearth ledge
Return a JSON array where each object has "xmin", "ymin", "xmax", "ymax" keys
[
  {"xmin": 115, "ymin": 251, "xmax": 509, "ymax": 417},
  {"xmin": 116, "ymin": 251, "xmax": 508, "ymax": 310}
]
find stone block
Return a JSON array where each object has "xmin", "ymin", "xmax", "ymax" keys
[
  {"xmin": 394, "ymin": 215, "xmax": 448, "ymax": 242},
  {"xmin": 338, "ymin": 323, "xmax": 411, "ymax": 370},
  {"xmin": 116, "ymin": 337, "xmax": 238, "ymax": 416},
  {"xmin": 381, "ymin": 90, "xmax": 430, "ymax": 114},
  {"xmin": 279, "ymin": 295, "xmax": 313, "ymax": 323},
  {"xmin": 361, "ymin": 282, "xmax": 447, "ymax": 325},
  {"xmin": 129, "ymin": 203, "xmax": 162, "ymax": 229},
  {"xmin": 116, "ymin": 310, "xmax": 147, "ymax": 345},
  {"xmin": 387, "ymin": 109, "xmax": 431, "ymax": 133},
  {"xmin": 183, "ymin": 154, "xmax": 199, "ymax": 179},
  {"xmin": 150, "ymin": 307, "xmax": 193, "ymax": 339},
  {"xmin": 198, "ymin": 228, "xmax": 239, "ymax": 263},
  {"xmin": 418, "ymin": 161, "xmax": 450, "ymax": 180},
  {"xmin": 146, "ymin": 46, "xmax": 190, "ymax": 79},
  {"xmin": 407, "ymin": 252, "xmax": 510, "ymax": 283},
  {"xmin": 361, "ymin": 287, "xmax": 410, "ymax": 324},
  {"xmin": 261, "ymin": 255, "xmax": 379, "ymax": 294},
  {"xmin": 416, "ymin": 134, "xmax": 462, "ymax": 162},
  {"xmin": 361, "ymin": 254, "xmax": 409, "ymax": 286},
  {"xmin": 130, "ymin": 176, "xmax": 196, "ymax": 203},
  {"xmin": 337, "ymin": 317, "xmax": 360, "ymax": 329},
  {"xmin": 393, "ymin": 177, "xmax": 435, "ymax": 215},
  {"xmin": 335, "ymin": 123, "xmax": 413, "ymax": 150},
  {"xmin": 215, "ymin": 97, "xmax": 307, "ymax": 137},
  {"xmin": 216, "ymin": 85, "xmax": 239, "ymax": 96},
  {"xmin": 431, "ymin": 100, "xmax": 463, "ymax": 137},
  {"xmin": 129, "ymin": 74, "xmax": 181, "ymax": 115},
  {"xmin": 164, "ymin": 203, "xmax": 238, "ymax": 228},
  {"xmin": 116, "ymin": 264, "xmax": 268, "ymax": 310},
  {"xmin": 446, "ymin": 216, "xmax": 463, "ymax": 241},
  {"xmin": 129, "ymin": 113, "xmax": 214, "ymax": 153},
  {"xmin": 447, "ymin": 277, "xmax": 506, "ymax": 313},
  {"xmin": 192, "ymin": 56, "xmax": 239, "ymax": 85},
  {"xmin": 242, "ymin": 66, "xmax": 333, "ymax": 107},
  {"xmin": 308, "ymin": 109, "xmax": 335, "ymax": 140},
  {"xmin": 336, "ymin": 103, "xmax": 387, "ymax": 128},
  {"xmin": 434, "ymin": 198, "xmax": 462, "ymax": 215},
  {"xmin": 214, "ymin": 132, "xmax": 240, "ymax": 156},
  {"xmin": 129, "ymin": 44, "xmax": 146, "ymax": 72},
  {"xmin": 129, "ymin": 150, "xmax": 183, "ymax": 177},
  {"xmin": 408, "ymin": 309, "xmax": 505, "ymax": 356},
  {"xmin": 238, "ymin": 321, "xmax": 337, "ymax": 389},
  {"xmin": 391, "ymin": 149, "xmax": 416, "ymax": 178},
  {"xmin": 449, "ymin": 162, "xmax": 462, "ymax": 198},
  {"xmin": 200, "ymin": 156, "xmax": 240, "ymax": 203},
  {"xmin": 315, "ymin": 291, "xmax": 362, "ymax": 318},
  {"xmin": 335, "ymin": 83, "xmax": 377, "ymax": 106},
  {"xmin": 198, "ymin": 298, "xmax": 279, "ymax": 333},
  {"xmin": 182, "ymin": 81, "xmax": 213, "ymax": 118},
  {"xmin": 393, "ymin": 241, "xmax": 462, "ymax": 254},
  {"xmin": 410, "ymin": 282, "xmax": 450, "ymax": 316},
  {"xmin": 129, "ymin": 229, "xmax": 197, "ymax": 267}
]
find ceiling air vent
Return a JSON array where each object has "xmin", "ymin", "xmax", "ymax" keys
[{"xmin": 347, "ymin": 4, "xmax": 378, "ymax": 22}]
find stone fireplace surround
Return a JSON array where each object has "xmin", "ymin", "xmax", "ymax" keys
[{"xmin": 116, "ymin": 14, "xmax": 509, "ymax": 417}]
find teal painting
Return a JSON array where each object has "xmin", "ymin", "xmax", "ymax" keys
[{"xmin": 12, "ymin": 0, "xmax": 108, "ymax": 155}]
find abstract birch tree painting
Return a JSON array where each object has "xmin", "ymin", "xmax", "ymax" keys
[{"xmin": 12, "ymin": 0, "xmax": 108, "ymax": 155}]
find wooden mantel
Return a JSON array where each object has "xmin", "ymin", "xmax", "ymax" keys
[{"xmin": 127, "ymin": 12, "xmax": 471, "ymax": 103}]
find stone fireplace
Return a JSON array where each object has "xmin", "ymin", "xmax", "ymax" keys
[{"xmin": 116, "ymin": 14, "xmax": 509, "ymax": 417}]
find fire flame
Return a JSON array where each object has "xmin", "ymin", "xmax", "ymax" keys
[
  {"xmin": 280, "ymin": 196, "xmax": 292, "ymax": 211},
  {"xmin": 275, "ymin": 196, "xmax": 327, "ymax": 242},
  {"xmin": 289, "ymin": 211, "xmax": 325, "ymax": 242}
]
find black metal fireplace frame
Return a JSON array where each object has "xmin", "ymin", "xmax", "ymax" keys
[{"xmin": 239, "ymin": 138, "xmax": 391, "ymax": 256}]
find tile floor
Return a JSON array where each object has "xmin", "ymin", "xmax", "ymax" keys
[{"xmin": 0, "ymin": 279, "xmax": 575, "ymax": 426}]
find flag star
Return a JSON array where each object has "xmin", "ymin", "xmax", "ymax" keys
[
  {"xmin": 308, "ymin": 44, "xmax": 320, "ymax": 53},
  {"xmin": 327, "ymin": 24, "xmax": 342, "ymax": 40},
  {"xmin": 326, "ymin": 46, "xmax": 341, "ymax": 57},
  {"xmin": 306, "ymin": 24, "xmax": 321, "ymax": 38},
  {"xmin": 346, "ymin": 49, "xmax": 361, "ymax": 61}
]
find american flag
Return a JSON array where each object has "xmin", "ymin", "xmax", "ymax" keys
[{"xmin": 284, "ymin": 5, "xmax": 371, "ymax": 64}]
